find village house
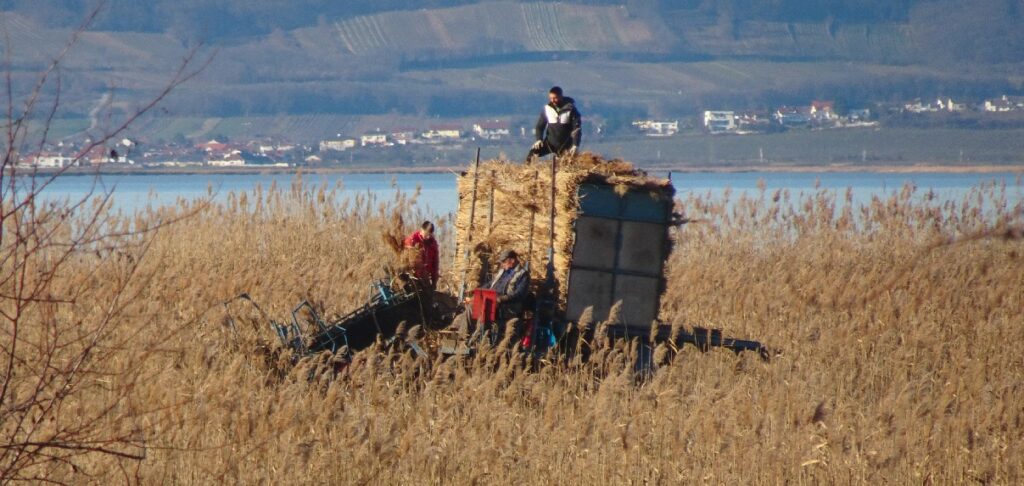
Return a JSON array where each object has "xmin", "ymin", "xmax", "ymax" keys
[
  {"xmin": 810, "ymin": 100, "xmax": 838, "ymax": 121},
  {"xmin": 21, "ymin": 152, "xmax": 77, "ymax": 168},
  {"xmin": 703, "ymin": 111, "xmax": 737, "ymax": 133},
  {"xmin": 141, "ymin": 144, "xmax": 202, "ymax": 166},
  {"xmin": 984, "ymin": 97, "xmax": 1015, "ymax": 112},
  {"xmin": 143, "ymin": 152, "xmax": 204, "ymax": 167},
  {"xmin": 208, "ymin": 150, "xmax": 245, "ymax": 167},
  {"xmin": 905, "ymin": 97, "xmax": 967, "ymax": 113},
  {"xmin": 903, "ymin": 99, "xmax": 939, "ymax": 113},
  {"xmin": 632, "ymin": 120, "xmax": 679, "ymax": 137},
  {"xmin": 735, "ymin": 111, "xmax": 770, "ymax": 130},
  {"xmin": 848, "ymin": 108, "xmax": 872, "ymax": 121},
  {"xmin": 472, "ymin": 121, "xmax": 511, "ymax": 140},
  {"xmin": 360, "ymin": 134, "xmax": 388, "ymax": 147},
  {"xmin": 936, "ymin": 98, "xmax": 967, "ymax": 112},
  {"xmin": 320, "ymin": 139, "xmax": 357, "ymax": 151},
  {"xmin": 208, "ymin": 150, "xmax": 282, "ymax": 167},
  {"xmin": 84, "ymin": 146, "xmax": 121, "ymax": 165},
  {"xmin": 258, "ymin": 143, "xmax": 297, "ymax": 155},
  {"xmin": 773, "ymin": 106, "xmax": 811, "ymax": 126},
  {"xmin": 390, "ymin": 129, "xmax": 417, "ymax": 145},
  {"xmin": 422, "ymin": 124, "xmax": 462, "ymax": 141},
  {"xmin": 152, "ymin": 159, "xmax": 203, "ymax": 167},
  {"xmin": 983, "ymin": 95, "xmax": 1024, "ymax": 112},
  {"xmin": 196, "ymin": 139, "xmax": 230, "ymax": 153},
  {"xmin": 111, "ymin": 150, "xmax": 134, "ymax": 164}
]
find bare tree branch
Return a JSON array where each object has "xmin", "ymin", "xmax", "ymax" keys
[{"xmin": 0, "ymin": 3, "xmax": 214, "ymax": 480}]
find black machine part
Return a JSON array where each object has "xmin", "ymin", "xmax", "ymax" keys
[
  {"xmin": 229, "ymin": 276, "xmax": 431, "ymax": 359},
  {"xmin": 603, "ymin": 323, "xmax": 770, "ymax": 361}
]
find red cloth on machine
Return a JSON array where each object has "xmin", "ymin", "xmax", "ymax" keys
[{"xmin": 471, "ymin": 289, "xmax": 498, "ymax": 323}]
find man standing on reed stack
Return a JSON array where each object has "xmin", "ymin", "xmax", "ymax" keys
[
  {"xmin": 404, "ymin": 221, "xmax": 439, "ymax": 290},
  {"xmin": 526, "ymin": 86, "xmax": 582, "ymax": 162}
]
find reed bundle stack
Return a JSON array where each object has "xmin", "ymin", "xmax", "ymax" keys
[{"xmin": 452, "ymin": 153, "xmax": 674, "ymax": 320}]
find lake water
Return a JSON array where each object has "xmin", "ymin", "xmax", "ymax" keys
[{"xmin": 30, "ymin": 170, "xmax": 1024, "ymax": 217}]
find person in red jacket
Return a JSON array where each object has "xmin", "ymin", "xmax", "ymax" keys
[{"xmin": 404, "ymin": 221, "xmax": 439, "ymax": 289}]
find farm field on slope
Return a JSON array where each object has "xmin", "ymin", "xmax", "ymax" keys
[{"xmin": 3, "ymin": 181, "xmax": 1021, "ymax": 483}]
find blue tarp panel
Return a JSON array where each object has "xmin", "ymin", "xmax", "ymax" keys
[
  {"xmin": 566, "ymin": 183, "xmax": 673, "ymax": 327},
  {"xmin": 577, "ymin": 183, "xmax": 670, "ymax": 224}
]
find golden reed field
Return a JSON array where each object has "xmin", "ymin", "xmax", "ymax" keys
[{"xmin": 1, "ymin": 176, "xmax": 1022, "ymax": 484}]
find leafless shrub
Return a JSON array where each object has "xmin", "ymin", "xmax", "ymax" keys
[{"xmin": 0, "ymin": 3, "xmax": 210, "ymax": 481}]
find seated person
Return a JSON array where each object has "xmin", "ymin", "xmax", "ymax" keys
[
  {"xmin": 455, "ymin": 249, "xmax": 531, "ymax": 338},
  {"xmin": 488, "ymin": 249, "xmax": 530, "ymax": 319}
]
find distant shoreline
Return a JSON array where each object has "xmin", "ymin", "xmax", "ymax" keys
[
  {"xmin": 656, "ymin": 163, "xmax": 1024, "ymax": 174},
  {"xmin": 9, "ymin": 162, "xmax": 1023, "ymax": 176}
]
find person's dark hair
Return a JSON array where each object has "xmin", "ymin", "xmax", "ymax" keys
[
  {"xmin": 549, "ymin": 86, "xmax": 563, "ymax": 96},
  {"xmin": 421, "ymin": 221, "xmax": 434, "ymax": 232}
]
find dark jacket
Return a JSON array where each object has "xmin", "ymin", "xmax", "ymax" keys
[
  {"xmin": 535, "ymin": 96, "xmax": 582, "ymax": 151},
  {"xmin": 488, "ymin": 264, "xmax": 530, "ymax": 312}
]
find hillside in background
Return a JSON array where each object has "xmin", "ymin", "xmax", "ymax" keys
[{"xmin": 1, "ymin": 0, "xmax": 1023, "ymax": 143}]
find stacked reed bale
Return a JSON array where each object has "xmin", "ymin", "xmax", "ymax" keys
[{"xmin": 451, "ymin": 153, "xmax": 674, "ymax": 308}]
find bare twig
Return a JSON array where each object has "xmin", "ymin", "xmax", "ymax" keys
[{"xmin": 0, "ymin": 3, "xmax": 213, "ymax": 480}]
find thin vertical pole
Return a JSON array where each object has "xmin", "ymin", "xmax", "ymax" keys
[
  {"xmin": 549, "ymin": 156, "xmax": 556, "ymax": 255},
  {"xmin": 487, "ymin": 170, "xmax": 495, "ymax": 231},
  {"xmin": 539, "ymin": 155, "xmax": 558, "ymax": 348},
  {"xmin": 458, "ymin": 148, "xmax": 482, "ymax": 302}
]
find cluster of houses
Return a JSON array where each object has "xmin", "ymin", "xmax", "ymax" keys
[
  {"xmin": 633, "ymin": 93, "xmax": 1024, "ymax": 137},
  {"xmin": 771, "ymin": 101, "xmax": 870, "ymax": 127},
  {"xmin": 318, "ymin": 121, "xmax": 511, "ymax": 153},
  {"xmin": 983, "ymin": 95, "xmax": 1024, "ymax": 112},
  {"xmin": 634, "ymin": 100, "xmax": 874, "ymax": 137},
  {"xmin": 903, "ymin": 95, "xmax": 1024, "ymax": 114},
  {"xmin": 128, "ymin": 139, "xmax": 296, "ymax": 167},
  {"xmin": 18, "ymin": 138, "xmax": 300, "ymax": 169},
  {"xmin": 17, "ymin": 120, "xmax": 517, "ymax": 170},
  {"xmin": 631, "ymin": 120, "xmax": 680, "ymax": 137},
  {"xmin": 903, "ymin": 98, "xmax": 968, "ymax": 113},
  {"xmin": 192, "ymin": 140, "xmax": 289, "ymax": 167},
  {"xmin": 19, "ymin": 139, "xmax": 137, "ymax": 169}
]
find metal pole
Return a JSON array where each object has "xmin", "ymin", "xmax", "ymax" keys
[
  {"xmin": 458, "ymin": 148, "xmax": 482, "ymax": 302},
  {"xmin": 535, "ymin": 156, "xmax": 558, "ymax": 350},
  {"xmin": 487, "ymin": 170, "xmax": 495, "ymax": 232},
  {"xmin": 548, "ymin": 156, "xmax": 556, "ymax": 260}
]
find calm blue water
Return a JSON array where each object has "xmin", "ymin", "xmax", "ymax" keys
[
  {"xmin": 30, "ymin": 170, "xmax": 1024, "ymax": 216},
  {"xmin": 669, "ymin": 171, "xmax": 1024, "ymax": 207},
  {"xmin": 31, "ymin": 172, "xmax": 458, "ymax": 215}
]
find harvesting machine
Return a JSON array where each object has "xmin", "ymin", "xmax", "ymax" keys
[{"xmin": 242, "ymin": 153, "xmax": 770, "ymax": 366}]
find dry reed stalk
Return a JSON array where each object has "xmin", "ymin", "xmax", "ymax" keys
[{"xmin": 5, "ymin": 176, "xmax": 1020, "ymax": 484}]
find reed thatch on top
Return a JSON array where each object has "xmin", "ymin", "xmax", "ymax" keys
[{"xmin": 451, "ymin": 152, "xmax": 674, "ymax": 310}]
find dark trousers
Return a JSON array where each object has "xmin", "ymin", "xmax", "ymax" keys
[
  {"xmin": 454, "ymin": 303, "xmax": 522, "ymax": 338},
  {"xmin": 526, "ymin": 141, "xmax": 571, "ymax": 162}
]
